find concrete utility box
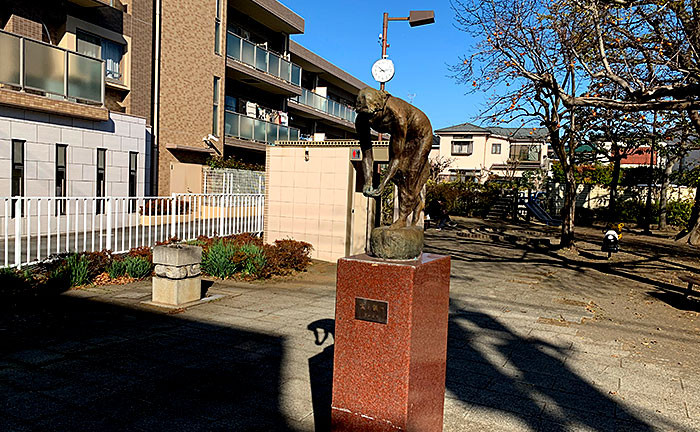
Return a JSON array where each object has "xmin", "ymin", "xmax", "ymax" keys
[
  {"xmin": 152, "ymin": 244, "xmax": 202, "ymax": 306},
  {"xmin": 265, "ymin": 140, "xmax": 389, "ymax": 262}
]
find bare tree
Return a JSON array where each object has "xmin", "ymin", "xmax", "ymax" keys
[
  {"xmin": 580, "ymin": 102, "xmax": 650, "ymax": 221},
  {"xmin": 511, "ymin": 0, "xmax": 700, "ymax": 242},
  {"xmin": 429, "ymin": 155, "xmax": 456, "ymax": 182},
  {"xmin": 451, "ymin": 0, "xmax": 586, "ymax": 247}
]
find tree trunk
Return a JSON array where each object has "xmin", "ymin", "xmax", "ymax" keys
[
  {"xmin": 684, "ymin": 110, "xmax": 700, "ymax": 245},
  {"xmin": 658, "ymin": 156, "xmax": 677, "ymax": 230},
  {"xmin": 561, "ymin": 169, "xmax": 577, "ymax": 247},
  {"xmin": 608, "ymin": 145, "xmax": 621, "ymax": 222}
]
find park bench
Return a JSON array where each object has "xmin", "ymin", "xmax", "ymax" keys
[{"xmin": 678, "ymin": 274, "xmax": 700, "ymax": 299}]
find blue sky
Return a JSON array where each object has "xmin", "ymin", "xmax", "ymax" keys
[{"xmin": 281, "ymin": 0, "xmax": 486, "ymax": 130}]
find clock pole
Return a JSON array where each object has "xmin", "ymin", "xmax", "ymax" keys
[{"xmin": 380, "ymin": 12, "xmax": 389, "ymax": 91}]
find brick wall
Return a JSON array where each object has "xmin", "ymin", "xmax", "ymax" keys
[
  {"xmin": 124, "ymin": 0, "xmax": 154, "ymax": 123},
  {"xmin": 158, "ymin": 0, "xmax": 226, "ymax": 195},
  {"xmin": 0, "ymin": 89, "xmax": 109, "ymax": 122},
  {"xmin": 3, "ymin": 15, "xmax": 42, "ymax": 40}
]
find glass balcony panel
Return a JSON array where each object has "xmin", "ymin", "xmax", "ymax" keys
[
  {"xmin": 239, "ymin": 115, "xmax": 254, "ymax": 140},
  {"xmin": 241, "ymin": 39, "xmax": 255, "ymax": 66},
  {"xmin": 278, "ymin": 125, "xmax": 289, "ymax": 141},
  {"xmin": 291, "ymin": 65, "xmax": 301, "ymax": 86},
  {"xmin": 254, "ymin": 118, "xmax": 266, "ymax": 142},
  {"xmin": 290, "ymin": 128, "xmax": 299, "ymax": 141},
  {"xmin": 267, "ymin": 123, "xmax": 279, "ymax": 144},
  {"xmin": 67, "ymin": 52, "xmax": 102, "ymax": 102},
  {"xmin": 225, "ymin": 111, "xmax": 239, "ymax": 137},
  {"xmin": 268, "ymin": 53, "xmax": 280, "ymax": 78},
  {"xmin": 227, "ymin": 32, "xmax": 241, "ymax": 60},
  {"xmin": 25, "ymin": 39, "xmax": 65, "ymax": 95},
  {"xmin": 255, "ymin": 46, "xmax": 268, "ymax": 71},
  {"xmin": 0, "ymin": 32, "xmax": 20, "ymax": 85},
  {"xmin": 279, "ymin": 59, "xmax": 291, "ymax": 82}
]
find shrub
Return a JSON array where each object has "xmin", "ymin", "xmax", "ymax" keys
[
  {"xmin": 127, "ymin": 246, "xmax": 152, "ymax": 262},
  {"xmin": 0, "ymin": 267, "xmax": 32, "ymax": 298},
  {"xmin": 44, "ymin": 265, "xmax": 71, "ymax": 293},
  {"xmin": 426, "ymin": 180, "xmax": 504, "ymax": 218},
  {"xmin": 206, "ymin": 155, "xmax": 265, "ymax": 172},
  {"xmin": 66, "ymin": 254, "xmax": 90, "ymax": 287},
  {"xmin": 666, "ymin": 199, "xmax": 693, "ymax": 228},
  {"xmin": 83, "ymin": 250, "xmax": 113, "ymax": 279},
  {"xmin": 201, "ymin": 240, "xmax": 241, "ymax": 279},
  {"xmin": 260, "ymin": 239, "xmax": 313, "ymax": 278},
  {"xmin": 108, "ymin": 260, "xmax": 127, "ymax": 279},
  {"xmin": 238, "ymin": 243, "xmax": 266, "ymax": 276},
  {"xmin": 123, "ymin": 256, "xmax": 153, "ymax": 279}
]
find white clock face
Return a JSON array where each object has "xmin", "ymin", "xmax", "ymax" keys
[{"xmin": 372, "ymin": 58, "xmax": 395, "ymax": 83}]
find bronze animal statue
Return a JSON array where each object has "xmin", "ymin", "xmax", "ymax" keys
[{"xmin": 355, "ymin": 87, "xmax": 433, "ymax": 228}]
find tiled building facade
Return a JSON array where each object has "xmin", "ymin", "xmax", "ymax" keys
[
  {"xmin": 0, "ymin": 0, "xmax": 153, "ymax": 198},
  {"xmin": 1, "ymin": 0, "xmax": 367, "ymax": 199},
  {"xmin": 157, "ymin": 0, "xmax": 368, "ymax": 195}
]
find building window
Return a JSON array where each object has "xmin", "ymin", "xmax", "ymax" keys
[
  {"xmin": 213, "ymin": 76, "xmax": 220, "ymax": 135},
  {"xmin": 96, "ymin": 149, "xmax": 106, "ymax": 213},
  {"xmin": 128, "ymin": 152, "xmax": 137, "ymax": 212},
  {"xmin": 77, "ymin": 30, "xmax": 124, "ymax": 81},
  {"xmin": 56, "ymin": 144, "xmax": 67, "ymax": 215},
  {"xmin": 11, "ymin": 139, "xmax": 24, "ymax": 218},
  {"xmin": 491, "ymin": 143, "xmax": 501, "ymax": 154},
  {"xmin": 214, "ymin": 0, "xmax": 222, "ymax": 54},
  {"xmin": 451, "ymin": 135, "xmax": 473, "ymax": 156}
]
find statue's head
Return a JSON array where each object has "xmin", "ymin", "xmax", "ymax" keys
[{"xmin": 356, "ymin": 87, "xmax": 391, "ymax": 115}]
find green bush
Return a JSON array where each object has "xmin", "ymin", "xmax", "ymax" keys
[
  {"xmin": 426, "ymin": 180, "xmax": 504, "ymax": 218},
  {"xmin": 66, "ymin": 254, "xmax": 90, "ymax": 287},
  {"xmin": 0, "ymin": 267, "xmax": 32, "ymax": 297},
  {"xmin": 666, "ymin": 199, "xmax": 693, "ymax": 228},
  {"xmin": 123, "ymin": 256, "xmax": 153, "ymax": 279},
  {"xmin": 108, "ymin": 260, "xmax": 127, "ymax": 279},
  {"xmin": 202, "ymin": 240, "xmax": 242, "ymax": 279},
  {"xmin": 238, "ymin": 243, "xmax": 266, "ymax": 276}
]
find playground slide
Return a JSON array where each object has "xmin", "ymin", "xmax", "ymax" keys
[{"xmin": 525, "ymin": 200, "xmax": 562, "ymax": 226}]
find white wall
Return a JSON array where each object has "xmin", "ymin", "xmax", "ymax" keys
[
  {"xmin": 435, "ymin": 132, "xmax": 547, "ymax": 182},
  {"xmin": 0, "ymin": 106, "xmax": 147, "ymax": 198}
]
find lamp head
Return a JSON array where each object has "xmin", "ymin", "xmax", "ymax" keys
[{"xmin": 408, "ymin": 10, "xmax": 435, "ymax": 27}]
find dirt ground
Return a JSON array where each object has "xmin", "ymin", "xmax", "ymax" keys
[{"xmin": 453, "ymin": 217, "xmax": 700, "ymax": 373}]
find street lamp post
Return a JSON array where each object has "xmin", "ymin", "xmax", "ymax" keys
[
  {"xmin": 378, "ymin": 10, "xmax": 435, "ymax": 91},
  {"xmin": 367, "ymin": 10, "xmax": 435, "ymax": 247}
]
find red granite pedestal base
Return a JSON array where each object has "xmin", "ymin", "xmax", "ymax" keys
[{"xmin": 331, "ymin": 253, "xmax": 451, "ymax": 432}]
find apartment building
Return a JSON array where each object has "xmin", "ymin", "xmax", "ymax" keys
[
  {"xmin": 0, "ymin": 0, "xmax": 153, "ymax": 199},
  {"xmin": 432, "ymin": 122, "xmax": 549, "ymax": 182},
  {"xmin": 157, "ymin": 0, "xmax": 366, "ymax": 195}
]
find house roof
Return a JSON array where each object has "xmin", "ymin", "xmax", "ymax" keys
[
  {"xmin": 434, "ymin": 122, "xmax": 488, "ymax": 134},
  {"xmin": 435, "ymin": 122, "xmax": 547, "ymax": 140},
  {"xmin": 621, "ymin": 147, "xmax": 657, "ymax": 166}
]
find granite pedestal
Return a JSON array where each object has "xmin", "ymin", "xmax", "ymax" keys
[{"xmin": 331, "ymin": 253, "xmax": 451, "ymax": 432}]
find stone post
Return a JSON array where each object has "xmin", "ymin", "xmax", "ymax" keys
[{"xmin": 151, "ymin": 244, "xmax": 202, "ymax": 306}]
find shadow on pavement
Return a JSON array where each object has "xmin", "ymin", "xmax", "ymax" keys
[
  {"xmin": 1, "ymin": 295, "xmax": 291, "ymax": 431},
  {"xmin": 307, "ymin": 319, "xmax": 335, "ymax": 432},
  {"xmin": 445, "ymin": 300, "xmax": 684, "ymax": 431},
  {"xmin": 304, "ymin": 300, "xmax": 691, "ymax": 432}
]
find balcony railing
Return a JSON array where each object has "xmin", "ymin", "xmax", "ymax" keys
[
  {"xmin": 225, "ymin": 111, "xmax": 300, "ymax": 145},
  {"xmin": 0, "ymin": 29, "xmax": 105, "ymax": 105},
  {"xmin": 226, "ymin": 32, "xmax": 301, "ymax": 87},
  {"xmin": 293, "ymin": 88, "xmax": 357, "ymax": 123}
]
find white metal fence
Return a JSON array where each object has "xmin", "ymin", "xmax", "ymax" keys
[{"xmin": 0, "ymin": 193, "xmax": 264, "ymax": 268}]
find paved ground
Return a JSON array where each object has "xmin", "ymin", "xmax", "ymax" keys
[{"xmin": 1, "ymin": 221, "xmax": 699, "ymax": 431}]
